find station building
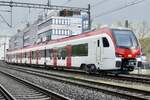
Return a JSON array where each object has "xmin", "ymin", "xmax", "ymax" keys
[{"xmin": 8, "ymin": 10, "xmax": 89, "ymax": 50}]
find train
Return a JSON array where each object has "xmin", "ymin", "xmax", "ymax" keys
[{"xmin": 5, "ymin": 27, "xmax": 142, "ymax": 74}]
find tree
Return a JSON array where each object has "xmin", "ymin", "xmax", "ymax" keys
[{"xmin": 129, "ymin": 21, "xmax": 150, "ymax": 39}]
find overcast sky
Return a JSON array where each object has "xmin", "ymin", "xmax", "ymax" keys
[
  {"xmin": 0, "ymin": 0, "xmax": 150, "ymax": 58},
  {"xmin": 0, "ymin": 0, "xmax": 150, "ymax": 36}
]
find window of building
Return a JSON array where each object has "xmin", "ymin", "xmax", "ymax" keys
[
  {"xmin": 59, "ymin": 29, "xmax": 61, "ymax": 35},
  {"xmin": 64, "ymin": 30, "xmax": 67, "ymax": 35},
  {"xmin": 58, "ymin": 19, "xmax": 61, "ymax": 24},
  {"xmin": 65, "ymin": 19, "xmax": 68, "ymax": 25},
  {"xmin": 55, "ymin": 19, "xmax": 57, "ymax": 24},
  {"xmin": 52, "ymin": 19, "xmax": 55, "ymax": 24},
  {"xmin": 60, "ymin": 29, "xmax": 63, "ymax": 35},
  {"xmin": 62, "ymin": 19, "xmax": 65, "ymax": 25},
  {"xmin": 102, "ymin": 37, "xmax": 110, "ymax": 47},
  {"xmin": 67, "ymin": 19, "xmax": 70, "ymax": 25},
  {"xmin": 62, "ymin": 29, "xmax": 65, "ymax": 35},
  {"xmin": 60, "ymin": 19, "xmax": 63, "ymax": 25},
  {"xmin": 49, "ymin": 19, "xmax": 52, "ymax": 24},
  {"xmin": 72, "ymin": 43, "xmax": 88, "ymax": 56}
]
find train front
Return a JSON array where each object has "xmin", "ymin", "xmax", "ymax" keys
[{"xmin": 112, "ymin": 28, "xmax": 142, "ymax": 73}]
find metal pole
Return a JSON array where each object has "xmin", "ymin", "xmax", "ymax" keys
[
  {"xmin": 10, "ymin": 0, "xmax": 13, "ymax": 27},
  {"xmin": 125, "ymin": 20, "xmax": 128, "ymax": 28},
  {"xmin": 88, "ymin": 4, "xmax": 91, "ymax": 30},
  {"xmin": 4, "ymin": 42, "xmax": 6, "ymax": 61},
  {"xmin": 48, "ymin": 0, "xmax": 51, "ymax": 6}
]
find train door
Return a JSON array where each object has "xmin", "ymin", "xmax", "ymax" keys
[
  {"xmin": 53, "ymin": 49, "xmax": 57, "ymax": 68},
  {"xmin": 66, "ymin": 45, "xmax": 72, "ymax": 69},
  {"xmin": 101, "ymin": 36, "xmax": 115, "ymax": 69},
  {"xmin": 96, "ymin": 39, "xmax": 102, "ymax": 67},
  {"xmin": 36, "ymin": 50, "xmax": 39, "ymax": 65}
]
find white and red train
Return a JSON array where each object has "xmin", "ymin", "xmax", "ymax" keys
[{"xmin": 6, "ymin": 27, "xmax": 142, "ymax": 74}]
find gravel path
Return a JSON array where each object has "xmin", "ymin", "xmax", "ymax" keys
[
  {"xmin": 0, "ymin": 67, "xmax": 126, "ymax": 100},
  {"xmin": 0, "ymin": 72, "xmax": 52, "ymax": 100}
]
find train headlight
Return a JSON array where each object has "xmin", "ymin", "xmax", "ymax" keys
[{"xmin": 128, "ymin": 54, "xmax": 132, "ymax": 58}]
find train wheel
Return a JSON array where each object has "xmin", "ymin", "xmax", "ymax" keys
[
  {"xmin": 88, "ymin": 64, "xmax": 97, "ymax": 74},
  {"xmin": 82, "ymin": 64, "xmax": 89, "ymax": 74}
]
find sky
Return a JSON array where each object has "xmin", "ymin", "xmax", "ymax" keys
[{"xmin": 0, "ymin": 0, "xmax": 150, "ymax": 58}]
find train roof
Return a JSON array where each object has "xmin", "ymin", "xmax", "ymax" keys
[
  {"xmin": 100, "ymin": 26, "xmax": 132, "ymax": 31},
  {"xmin": 7, "ymin": 27, "xmax": 133, "ymax": 53}
]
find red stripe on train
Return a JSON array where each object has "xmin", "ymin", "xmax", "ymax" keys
[
  {"xmin": 53, "ymin": 49, "xmax": 57, "ymax": 68},
  {"xmin": 66, "ymin": 45, "xmax": 72, "ymax": 69}
]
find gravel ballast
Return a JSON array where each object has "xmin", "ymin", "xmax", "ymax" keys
[{"xmin": 0, "ymin": 66, "xmax": 126, "ymax": 100}]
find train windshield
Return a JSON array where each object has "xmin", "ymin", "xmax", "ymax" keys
[{"xmin": 112, "ymin": 30, "xmax": 138, "ymax": 48}]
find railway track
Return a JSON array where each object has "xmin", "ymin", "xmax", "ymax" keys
[
  {"xmin": 100, "ymin": 74, "xmax": 150, "ymax": 85},
  {"xmin": 0, "ymin": 64, "xmax": 150, "ymax": 100},
  {"xmin": 7, "ymin": 63, "xmax": 150, "ymax": 85},
  {"xmin": 0, "ymin": 84, "xmax": 16, "ymax": 100},
  {"xmin": 0, "ymin": 70, "xmax": 70, "ymax": 100},
  {"xmin": 54, "ymin": 68, "xmax": 150, "ymax": 85}
]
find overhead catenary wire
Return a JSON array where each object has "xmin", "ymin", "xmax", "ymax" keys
[
  {"xmin": 0, "ymin": 13, "xmax": 11, "ymax": 27},
  {"xmin": 94, "ymin": 0, "xmax": 146, "ymax": 19}
]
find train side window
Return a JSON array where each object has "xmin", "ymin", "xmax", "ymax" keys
[
  {"xmin": 46, "ymin": 49, "xmax": 49, "ymax": 57},
  {"xmin": 61, "ymin": 48, "xmax": 67, "ymax": 59},
  {"xmin": 25, "ymin": 52, "xmax": 26, "ymax": 58},
  {"xmin": 97, "ymin": 40, "xmax": 100, "ymax": 47},
  {"xmin": 102, "ymin": 37, "xmax": 110, "ymax": 47},
  {"xmin": 32, "ymin": 51, "xmax": 34, "ymax": 59},
  {"xmin": 57, "ymin": 48, "xmax": 62, "ymax": 60},
  {"xmin": 44, "ymin": 49, "xmax": 46, "ymax": 58},
  {"xmin": 72, "ymin": 43, "xmax": 88, "ymax": 56},
  {"xmin": 49, "ymin": 49, "xmax": 52, "ymax": 59},
  {"xmin": 40, "ymin": 50, "xmax": 45, "ymax": 58}
]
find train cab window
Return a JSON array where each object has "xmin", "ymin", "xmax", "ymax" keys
[{"xmin": 102, "ymin": 37, "xmax": 109, "ymax": 47}]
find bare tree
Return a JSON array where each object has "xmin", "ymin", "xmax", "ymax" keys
[
  {"xmin": 138, "ymin": 21, "xmax": 150, "ymax": 39},
  {"xmin": 129, "ymin": 21, "xmax": 150, "ymax": 39}
]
